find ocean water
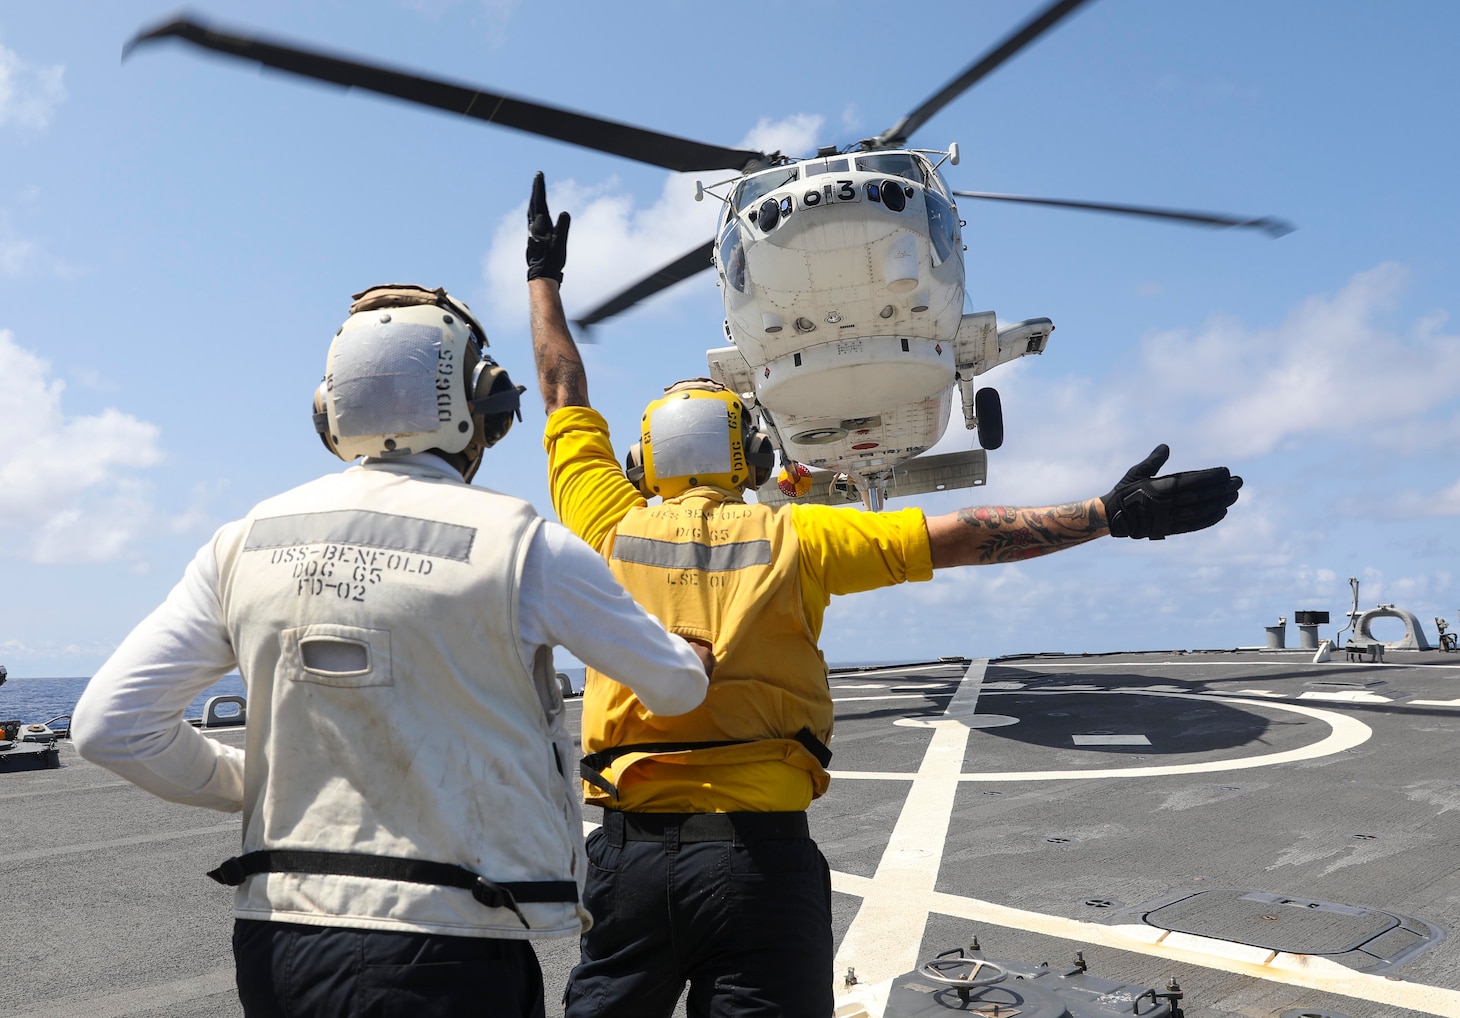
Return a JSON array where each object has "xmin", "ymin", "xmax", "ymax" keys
[{"xmin": 0, "ymin": 674, "xmax": 247, "ymax": 727}]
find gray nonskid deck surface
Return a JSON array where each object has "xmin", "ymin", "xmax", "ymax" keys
[{"xmin": 4, "ymin": 649, "xmax": 1459, "ymax": 1017}]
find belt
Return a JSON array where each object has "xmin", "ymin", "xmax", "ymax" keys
[
  {"xmin": 207, "ymin": 850, "xmax": 577, "ymax": 930},
  {"xmin": 580, "ymin": 726, "xmax": 833, "ymax": 800},
  {"xmin": 601, "ymin": 809, "xmax": 809, "ymax": 847}
]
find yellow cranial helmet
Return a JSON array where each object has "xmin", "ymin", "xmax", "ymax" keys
[{"xmin": 625, "ymin": 379, "xmax": 775, "ymax": 499}]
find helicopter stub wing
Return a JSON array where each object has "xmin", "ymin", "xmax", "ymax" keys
[
  {"xmin": 706, "ymin": 346, "xmax": 756, "ymax": 401},
  {"xmin": 753, "ymin": 450, "xmax": 988, "ymax": 509},
  {"xmin": 888, "ymin": 449, "xmax": 988, "ymax": 498},
  {"xmin": 953, "ymin": 313, "xmax": 1053, "ymax": 377}
]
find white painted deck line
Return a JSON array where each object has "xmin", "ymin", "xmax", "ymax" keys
[
  {"xmin": 1072, "ymin": 734, "xmax": 1151, "ymax": 745},
  {"xmin": 832, "ymin": 693, "xmax": 948, "ymax": 704},
  {"xmin": 831, "ymin": 659, "xmax": 986, "ymax": 1017},
  {"xmin": 824, "ymin": 662, "xmax": 1447, "ymax": 1017}
]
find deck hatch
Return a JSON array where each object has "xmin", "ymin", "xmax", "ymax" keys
[
  {"xmin": 1108, "ymin": 888, "xmax": 1445, "ymax": 973},
  {"xmin": 1147, "ymin": 890, "xmax": 1392, "ymax": 954}
]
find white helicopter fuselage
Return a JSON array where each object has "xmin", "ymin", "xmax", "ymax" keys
[
  {"xmin": 716, "ymin": 154, "xmax": 964, "ymax": 472},
  {"xmin": 702, "ymin": 149, "xmax": 1050, "ymax": 507}
]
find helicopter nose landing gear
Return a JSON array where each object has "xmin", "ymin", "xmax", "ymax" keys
[{"xmin": 974, "ymin": 386, "xmax": 1003, "ymax": 450}]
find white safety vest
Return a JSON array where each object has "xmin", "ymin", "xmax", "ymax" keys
[{"xmin": 213, "ymin": 458, "xmax": 589, "ymax": 939}]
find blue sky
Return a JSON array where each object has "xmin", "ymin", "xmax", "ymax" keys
[{"xmin": 1, "ymin": 0, "xmax": 1457, "ymax": 675}]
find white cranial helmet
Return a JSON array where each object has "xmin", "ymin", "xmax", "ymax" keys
[{"xmin": 312, "ymin": 285, "xmax": 522, "ymax": 481}]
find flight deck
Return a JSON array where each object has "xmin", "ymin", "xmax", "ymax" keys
[{"xmin": 4, "ymin": 648, "xmax": 1460, "ymax": 1018}]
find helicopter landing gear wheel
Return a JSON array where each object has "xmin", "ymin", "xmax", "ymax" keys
[{"xmin": 975, "ymin": 387, "xmax": 1003, "ymax": 450}]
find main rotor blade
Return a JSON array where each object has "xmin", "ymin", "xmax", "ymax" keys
[
  {"xmin": 573, "ymin": 240, "xmax": 716, "ymax": 332},
  {"xmin": 126, "ymin": 16, "xmax": 769, "ymax": 174},
  {"xmin": 952, "ymin": 191, "xmax": 1295, "ymax": 237},
  {"xmin": 878, "ymin": 0, "xmax": 1095, "ymax": 147}
]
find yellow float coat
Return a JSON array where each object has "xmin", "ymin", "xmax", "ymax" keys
[{"xmin": 545, "ymin": 407, "xmax": 934, "ymax": 812}]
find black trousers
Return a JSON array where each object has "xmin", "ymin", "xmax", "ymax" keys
[
  {"xmin": 233, "ymin": 918, "xmax": 546, "ymax": 1018},
  {"xmin": 564, "ymin": 811, "xmax": 833, "ymax": 1018}
]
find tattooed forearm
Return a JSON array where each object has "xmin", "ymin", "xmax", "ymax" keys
[
  {"xmin": 537, "ymin": 350, "xmax": 587, "ymax": 407},
  {"xmin": 952, "ymin": 500, "xmax": 1106, "ymax": 564},
  {"xmin": 528, "ymin": 279, "xmax": 590, "ymax": 411}
]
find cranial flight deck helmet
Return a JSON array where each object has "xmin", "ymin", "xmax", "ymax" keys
[
  {"xmin": 313, "ymin": 284, "xmax": 524, "ymax": 482},
  {"xmin": 625, "ymin": 379, "xmax": 775, "ymax": 499}
]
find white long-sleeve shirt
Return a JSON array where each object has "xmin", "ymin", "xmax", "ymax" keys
[{"xmin": 73, "ymin": 454, "xmax": 708, "ymax": 813}]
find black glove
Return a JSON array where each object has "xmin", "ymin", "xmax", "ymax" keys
[
  {"xmin": 1101, "ymin": 444, "xmax": 1242, "ymax": 540},
  {"xmin": 527, "ymin": 171, "xmax": 570, "ymax": 283}
]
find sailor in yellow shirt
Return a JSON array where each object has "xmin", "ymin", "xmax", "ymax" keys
[{"xmin": 524, "ymin": 173, "xmax": 1243, "ymax": 1018}]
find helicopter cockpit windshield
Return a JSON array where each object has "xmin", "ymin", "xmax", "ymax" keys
[
  {"xmin": 855, "ymin": 153, "xmax": 926, "ymax": 183},
  {"xmin": 733, "ymin": 167, "xmax": 800, "ymax": 211}
]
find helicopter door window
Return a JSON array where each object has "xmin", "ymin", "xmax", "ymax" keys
[
  {"xmin": 719, "ymin": 222, "xmax": 748, "ymax": 293},
  {"xmin": 917, "ymin": 155, "xmax": 951, "ymax": 197},
  {"xmin": 925, "ymin": 190, "xmax": 961, "ymax": 266}
]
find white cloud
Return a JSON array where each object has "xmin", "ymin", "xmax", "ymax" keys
[
  {"xmin": 0, "ymin": 42, "xmax": 65, "ymax": 131},
  {"xmin": 0, "ymin": 204, "xmax": 78, "ymax": 280},
  {"xmin": 0, "ymin": 330, "xmax": 168, "ymax": 563},
  {"xmin": 0, "ymin": 232, "xmax": 35, "ymax": 276},
  {"xmin": 933, "ymin": 263, "xmax": 1460, "ymax": 512},
  {"xmin": 878, "ymin": 264, "xmax": 1460, "ymax": 654},
  {"xmin": 482, "ymin": 114, "xmax": 826, "ymax": 325}
]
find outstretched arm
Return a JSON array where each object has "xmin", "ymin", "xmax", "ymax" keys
[
  {"xmin": 927, "ymin": 499, "xmax": 1107, "ymax": 568},
  {"xmin": 926, "ymin": 444, "xmax": 1242, "ymax": 570},
  {"xmin": 526, "ymin": 172, "xmax": 590, "ymax": 414}
]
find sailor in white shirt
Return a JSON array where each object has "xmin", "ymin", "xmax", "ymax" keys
[{"xmin": 74, "ymin": 284, "xmax": 709, "ymax": 1018}]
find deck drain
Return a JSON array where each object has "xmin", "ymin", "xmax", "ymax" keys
[
  {"xmin": 1281, "ymin": 1011, "xmax": 1352, "ymax": 1018},
  {"xmin": 1097, "ymin": 888, "xmax": 1444, "ymax": 974},
  {"xmin": 1044, "ymin": 836, "xmax": 1071, "ymax": 844}
]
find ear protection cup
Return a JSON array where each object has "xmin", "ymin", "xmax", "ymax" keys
[
  {"xmin": 457, "ymin": 346, "xmax": 525, "ymax": 482},
  {"xmin": 624, "ymin": 443, "xmax": 650, "ymax": 497},
  {"xmin": 745, "ymin": 430, "xmax": 775, "ymax": 489},
  {"xmin": 469, "ymin": 357, "xmax": 524, "ymax": 449},
  {"xmin": 312, "ymin": 382, "xmax": 338, "ymax": 456}
]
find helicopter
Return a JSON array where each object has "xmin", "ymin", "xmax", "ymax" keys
[{"xmin": 127, "ymin": 0, "xmax": 1291, "ymax": 511}]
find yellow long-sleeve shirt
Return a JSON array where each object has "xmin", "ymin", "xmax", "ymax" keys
[{"xmin": 545, "ymin": 406, "xmax": 933, "ymax": 812}]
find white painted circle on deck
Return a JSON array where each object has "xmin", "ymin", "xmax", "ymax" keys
[{"xmin": 833, "ymin": 691, "xmax": 1371, "ymax": 782}]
